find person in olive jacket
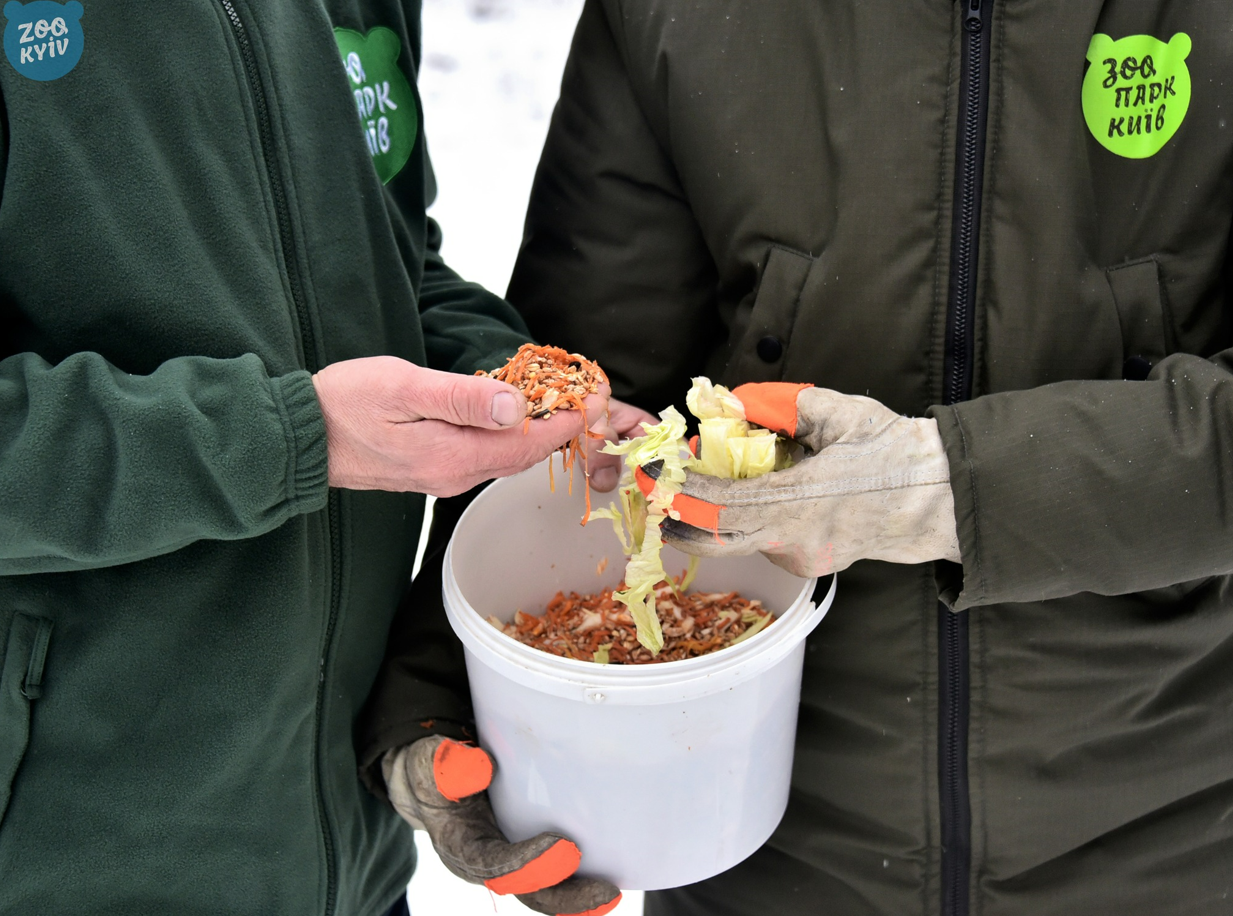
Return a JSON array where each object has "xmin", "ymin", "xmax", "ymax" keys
[
  {"xmin": 0, "ymin": 2, "xmax": 632, "ymax": 916},
  {"xmin": 495, "ymin": 2, "xmax": 1233, "ymax": 915}
]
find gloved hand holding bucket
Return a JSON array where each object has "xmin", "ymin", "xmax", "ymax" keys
[{"xmin": 384, "ymin": 735, "xmax": 622, "ymax": 916}]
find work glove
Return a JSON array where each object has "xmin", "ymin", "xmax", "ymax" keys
[
  {"xmin": 649, "ymin": 382, "xmax": 960, "ymax": 577},
  {"xmin": 383, "ymin": 735, "xmax": 622, "ymax": 916}
]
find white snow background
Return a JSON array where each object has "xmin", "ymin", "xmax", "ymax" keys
[{"xmin": 406, "ymin": 1, "xmax": 645, "ymax": 913}]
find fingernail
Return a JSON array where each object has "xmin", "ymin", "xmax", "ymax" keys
[
  {"xmin": 592, "ymin": 467, "xmax": 618, "ymax": 491},
  {"xmin": 491, "ymin": 392, "xmax": 521, "ymax": 427}
]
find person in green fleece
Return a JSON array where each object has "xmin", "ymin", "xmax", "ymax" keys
[
  {"xmin": 0, "ymin": 2, "xmax": 633, "ymax": 915},
  {"xmin": 366, "ymin": 2, "xmax": 1233, "ymax": 916}
]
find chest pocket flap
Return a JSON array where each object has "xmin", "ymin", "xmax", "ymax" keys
[{"xmin": 1106, "ymin": 256, "xmax": 1174, "ymax": 368}]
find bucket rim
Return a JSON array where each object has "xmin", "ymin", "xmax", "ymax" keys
[{"xmin": 444, "ymin": 533, "xmax": 834, "ymax": 702}]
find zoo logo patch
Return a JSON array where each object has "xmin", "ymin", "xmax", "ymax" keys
[
  {"xmin": 1083, "ymin": 32, "xmax": 1192, "ymax": 159},
  {"xmin": 334, "ymin": 27, "xmax": 417, "ymax": 184},
  {"xmin": 3, "ymin": 0, "xmax": 82, "ymax": 81}
]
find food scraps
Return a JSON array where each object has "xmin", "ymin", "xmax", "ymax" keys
[
  {"xmin": 480, "ymin": 343, "xmax": 609, "ymax": 520},
  {"xmin": 588, "ymin": 377, "xmax": 793, "ymax": 655},
  {"xmin": 490, "ymin": 572, "xmax": 776, "ymax": 665},
  {"xmin": 480, "ymin": 343, "xmax": 607, "ymax": 421}
]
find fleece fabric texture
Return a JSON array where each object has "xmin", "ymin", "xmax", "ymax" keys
[{"xmin": 0, "ymin": 1, "xmax": 528, "ymax": 914}]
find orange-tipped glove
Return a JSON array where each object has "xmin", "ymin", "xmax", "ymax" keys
[
  {"xmin": 383, "ymin": 736, "xmax": 621, "ymax": 916},
  {"xmin": 648, "ymin": 382, "xmax": 960, "ymax": 577}
]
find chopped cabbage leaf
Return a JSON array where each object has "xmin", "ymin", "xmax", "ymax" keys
[
  {"xmin": 679, "ymin": 555, "xmax": 700, "ymax": 591},
  {"xmin": 696, "ymin": 417, "xmax": 749, "ymax": 477},
  {"xmin": 616, "ymin": 516, "xmax": 668, "ymax": 654},
  {"xmin": 729, "ymin": 611, "xmax": 773, "ymax": 645},
  {"xmin": 686, "ymin": 377, "xmax": 746, "ymax": 420},
  {"xmin": 585, "ymin": 379, "xmax": 786, "ymax": 655},
  {"xmin": 601, "ymin": 405, "xmax": 691, "ymax": 509},
  {"xmin": 596, "ymin": 406, "xmax": 692, "ymax": 651},
  {"xmin": 727, "ymin": 435, "xmax": 777, "ymax": 479},
  {"xmin": 668, "ymin": 555, "xmax": 702, "ymax": 599}
]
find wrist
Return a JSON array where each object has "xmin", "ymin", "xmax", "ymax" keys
[
  {"xmin": 902, "ymin": 418, "xmax": 960, "ymax": 563},
  {"xmin": 272, "ymin": 371, "xmax": 329, "ymax": 508}
]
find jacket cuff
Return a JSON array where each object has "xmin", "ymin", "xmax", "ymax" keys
[
  {"xmin": 269, "ymin": 371, "xmax": 329, "ymax": 513},
  {"xmin": 357, "ymin": 708, "xmax": 474, "ymax": 802},
  {"xmin": 927, "ymin": 404, "xmax": 986, "ymax": 610}
]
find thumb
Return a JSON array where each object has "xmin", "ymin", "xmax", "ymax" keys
[{"xmin": 407, "ymin": 367, "xmax": 528, "ymax": 429}]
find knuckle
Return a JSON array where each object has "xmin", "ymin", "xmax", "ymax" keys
[{"xmin": 446, "ymin": 381, "xmax": 481, "ymax": 425}]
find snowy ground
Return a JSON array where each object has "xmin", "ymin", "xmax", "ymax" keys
[{"xmin": 405, "ymin": 2, "xmax": 645, "ymax": 914}]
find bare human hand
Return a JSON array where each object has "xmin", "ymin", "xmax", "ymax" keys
[
  {"xmin": 587, "ymin": 396, "xmax": 658, "ymax": 492},
  {"xmin": 312, "ymin": 356, "xmax": 609, "ymax": 497}
]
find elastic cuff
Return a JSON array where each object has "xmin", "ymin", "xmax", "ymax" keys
[{"xmin": 269, "ymin": 371, "xmax": 329, "ymax": 513}]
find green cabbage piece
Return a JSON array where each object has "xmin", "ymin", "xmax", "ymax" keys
[
  {"xmin": 600, "ymin": 405, "xmax": 690, "ymax": 505},
  {"xmin": 727, "ymin": 435, "xmax": 777, "ymax": 479},
  {"xmin": 696, "ymin": 417, "xmax": 749, "ymax": 478},
  {"xmin": 686, "ymin": 377, "xmax": 746, "ymax": 420},
  {"xmin": 668, "ymin": 555, "xmax": 701, "ymax": 600},
  {"xmin": 729, "ymin": 611, "xmax": 773, "ymax": 645},
  {"xmin": 585, "ymin": 381, "xmax": 786, "ymax": 656},
  {"xmin": 617, "ymin": 517, "xmax": 668, "ymax": 655},
  {"xmin": 596, "ymin": 406, "xmax": 692, "ymax": 652}
]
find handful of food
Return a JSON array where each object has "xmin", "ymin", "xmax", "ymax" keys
[
  {"xmin": 479, "ymin": 343, "xmax": 607, "ymax": 420},
  {"xmin": 479, "ymin": 343, "xmax": 609, "ymax": 517}
]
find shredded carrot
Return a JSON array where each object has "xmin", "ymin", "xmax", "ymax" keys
[
  {"xmin": 480, "ymin": 344, "xmax": 609, "ymax": 522},
  {"xmin": 491, "ymin": 571, "xmax": 775, "ymax": 665}
]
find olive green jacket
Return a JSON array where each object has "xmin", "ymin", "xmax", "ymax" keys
[
  {"xmin": 502, "ymin": 1, "xmax": 1233, "ymax": 914},
  {"xmin": 0, "ymin": 2, "xmax": 527, "ymax": 914}
]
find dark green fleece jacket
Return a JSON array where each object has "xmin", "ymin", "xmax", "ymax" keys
[
  {"xmin": 0, "ymin": 2, "xmax": 527, "ymax": 914},
  {"xmin": 494, "ymin": 1, "xmax": 1233, "ymax": 915}
]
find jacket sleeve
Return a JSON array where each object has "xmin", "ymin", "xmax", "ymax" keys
[
  {"xmin": 0, "ymin": 350, "xmax": 328, "ymax": 576},
  {"xmin": 505, "ymin": 0, "xmax": 720, "ymax": 413},
  {"xmin": 417, "ymin": 216, "xmax": 533, "ymax": 375},
  {"xmin": 930, "ymin": 348, "xmax": 1233, "ymax": 610},
  {"xmin": 355, "ymin": 487, "xmax": 481, "ymax": 800}
]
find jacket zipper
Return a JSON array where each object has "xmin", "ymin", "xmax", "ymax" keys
[
  {"xmin": 218, "ymin": 5, "xmax": 342, "ymax": 916},
  {"xmin": 940, "ymin": 2, "xmax": 992, "ymax": 915}
]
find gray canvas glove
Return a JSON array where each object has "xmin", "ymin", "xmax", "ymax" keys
[
  {"xmin": 383, "ymin": 735, "xmax": 622, "ymax": 916},
  {"xmin": 651, "ymin": 383, "xmax": 960, "ymax": 577}
]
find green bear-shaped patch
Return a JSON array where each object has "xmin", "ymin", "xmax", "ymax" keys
[
  {"xmin": 335, "ymin": 26, "xmax": 418, "ymax": 183},
  {"xmin": 1083, "ymin": 32, "xmax": 1192, "ymax": 159}
]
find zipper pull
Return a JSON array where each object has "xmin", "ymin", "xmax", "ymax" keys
[{"xmin": 964, "ymin": 0, "xmax": 983, "ymax": 31}]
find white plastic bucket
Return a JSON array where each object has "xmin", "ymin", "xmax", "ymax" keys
[{"xmin": 443, "ymin": 459, "xmax": 835, "ymax": 890}]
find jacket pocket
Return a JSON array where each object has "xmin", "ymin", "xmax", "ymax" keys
[
  {"xmin": 722, "ymin": 245, "xmax": 816, "ymax": 385},
  {"xmin": 1106, "ymin": 257, "xmax": 1174, "ymax": 376},
  {"xmin": 0, "ymin": 613, "xmax": 53, "ymax": 827}
]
